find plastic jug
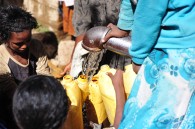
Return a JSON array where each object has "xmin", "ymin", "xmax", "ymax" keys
[
  {"xmin": 98, "ymin": 65, "xmax": 116, "ymax": 125},
  {"xmin": 61, "ymin": 75, "xmax": 81, "ymax": 106},
  {"xmin": 82, "ymin": 26, "xmax": 131, "ymax": 57},
  {"xmin": 76, "ymin": 74, "xmax": 89, "ymax": 104},
  {"xmin": 88, "ymin": 75, "xmax": 107, "ymax": 124},
  {"xmin": 61, "ymin": 75, "xmax": 83, "ymax": 129},
  {"xmin": 123, "ymin": 64, "xmax": 137, "ymax": 99}
]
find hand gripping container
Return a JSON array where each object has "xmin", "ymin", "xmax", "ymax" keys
[{"xmin": 82, "ymin": 26, "xmax": 131, "ymax": 57}]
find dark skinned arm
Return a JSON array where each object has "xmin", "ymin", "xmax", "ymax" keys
[
  {"xmin": 107, "ymin": 69, "xmax": 126, "ymax": 128},
  {"xmin": 61, "ymin": 34, "xmax": 84, "ymax": 75}
]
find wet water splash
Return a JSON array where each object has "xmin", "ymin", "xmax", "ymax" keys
[{"xmin": 82, "ymin": 50, "xmax": 104, "ymax": 81}]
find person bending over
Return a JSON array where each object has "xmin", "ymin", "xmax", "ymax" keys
[{"xmin": 0, "ymin": 5, "xmax": 50, "ymax": 85}]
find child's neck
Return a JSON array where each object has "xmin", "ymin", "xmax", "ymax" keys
[{"xmin": 6, "ymin": 45, "xmax": 29, "ymax": 65}]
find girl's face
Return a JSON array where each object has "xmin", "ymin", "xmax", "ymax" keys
[{"xmin": 6, "ymin": 29, "xmax": 32, "ymax": 53}]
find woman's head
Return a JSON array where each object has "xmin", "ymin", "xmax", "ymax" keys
[
  {"xmin": 0, "ymin": 5, "xmax": 38, "ymax": 52},
  {"xmin": 13, "ymin": 75, "xmax": 69, "ymax": 129}
]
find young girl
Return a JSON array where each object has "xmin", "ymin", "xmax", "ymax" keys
[
  {"xmin": 0, "ymin": 6, "xmax": 50, "ymax": 85},
  {"xmin": 104, "ymin": 0, "xmax": 195, "ymax": 128},
  {"xmin": 0, "ymin": 6, "xmax": 50, "ymax": 129}
]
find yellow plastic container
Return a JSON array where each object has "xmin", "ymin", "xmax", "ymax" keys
[
  {"xmin": 123, "ymin": 64, "xmax": 137, "ymax": 98},
  {"xmin": 61, "ymin": 75, "xmax": 81, "ymax": 106},
  {"xmin": 88, "ymin": 76, "xmax": 107, "ymax": 124},
  {"xmin": 76, "ymin": 74, "xmax": 89, "ymax": 104},
  {"xmin": 97, "ymin": 64, "xmax": 110, "ymax": 75},
  {"xmin": 98, "ymin": 65, "xmax": 116, "ymax": 125},
  {"xmin": 61, "ymin": 75, "xmax": 83, "ymax": 129}
]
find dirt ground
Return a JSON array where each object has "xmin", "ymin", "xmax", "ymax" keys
[{"xmin": 57, "ymin": 35, "xmax": 75, "ymax": 65}]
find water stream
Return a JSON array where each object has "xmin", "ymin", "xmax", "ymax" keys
[{"xmin": 82, "ymin": 50, "xmax": 104, "ymax": 81}]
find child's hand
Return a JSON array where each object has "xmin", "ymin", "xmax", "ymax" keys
[
  {"xmin": 107, "ymin": 69, "xmax": 126, "ymax": 129},
  {"xmin": 61, "ymin": 62, "xmax": 72, "ymax": 76},
  {"xmin": 107, "ymin": 69, "xmax": 125, "ymax": 95},
  {"xmin": 132, "ymin": 62, "xmax": 141, "ymax": 74},
  {"xmin": 101, "ymin": 23, "xmax": 130, "ymax": 43}
]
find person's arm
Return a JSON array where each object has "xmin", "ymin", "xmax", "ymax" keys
[
  {"xmin": 101, "ymin": 23, "xmax": 129, "ymax": 43},
  {"xmin": 117, "ymin": 0, "xmax": 134, "ymax": 31},
  {"xmin": 61, "ymin": 34, "xmax": 84, "ymax": 75},
  {"xmin": 0, "ymin": 48, "xmax": 17, "ymax": 105},
  {"xmin": 61, "ymin": 0, "xmax": 91, "ymax": 75},
  {"xmin": 102, "ymin": 0, "xmax": 133, "ymax": 43},
  {"xmin": 107, "ymin": 69, "xmax": 126, "ymax": 129},
  {"xmin": 0, "ymin": 45, "xmax": 11, "ymax": 75},
  {"xmin": 130, "ymin": 0, "xmax": 169, "ymax": 65}
]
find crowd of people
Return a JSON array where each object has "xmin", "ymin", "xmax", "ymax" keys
[{"xmin": 0, "ymin": 0, "xmax": 195, "ymax": 128}]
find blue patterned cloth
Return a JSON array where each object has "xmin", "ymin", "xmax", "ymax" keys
[{"xmin": 119, "ymin": 48, "xmax": 195, "ymax": 129}]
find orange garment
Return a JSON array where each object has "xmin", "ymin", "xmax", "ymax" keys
[{"xmin": 62, "ymin": 2, "xmax": 74, "ymax": 36}]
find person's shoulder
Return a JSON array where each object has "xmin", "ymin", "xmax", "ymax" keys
[
  {"xmin": 0, "ymin": 44, "xmax": 10, "ymax": 75},
  {"xmin": 0, "ymin": 43, "xmax": 5, "ymax": 52},
  {"xmin": 0, "ymin": 44, "xmax": 9, "ymax": 61}
]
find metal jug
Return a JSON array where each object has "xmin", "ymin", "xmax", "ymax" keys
[{"xmin": 82, "ymin": 26, "xmax": 131, "ymax": 57}]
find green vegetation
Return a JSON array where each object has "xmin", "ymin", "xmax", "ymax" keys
[{"xmin": 35, "ymin": 23, "xmax": 50, "ymax": 33}]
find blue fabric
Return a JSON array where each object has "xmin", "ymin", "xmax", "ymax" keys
[
  {"xmin": 117, "ymin": 0, "xmax": 134, "ymax": 30},
  {"xmin": 119, "ymin": 48, "xmax": 195, "ymax": 129},
  {"xmin": 123, "ymin": 0, "xmax": 195, "ymax": 64}
]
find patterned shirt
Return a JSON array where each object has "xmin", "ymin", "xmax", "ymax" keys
[{"xmin": 73, "ymin": 0, "xmax": 121, "ymax": 36}]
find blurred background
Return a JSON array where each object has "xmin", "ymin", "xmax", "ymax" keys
[{"xmin": 0, "ymin": 0, "xmax": 63, "ymax": 37}]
